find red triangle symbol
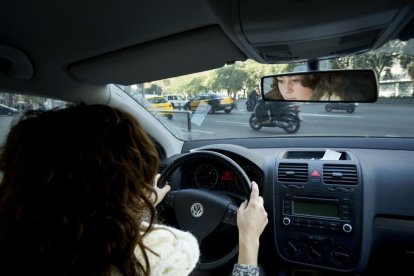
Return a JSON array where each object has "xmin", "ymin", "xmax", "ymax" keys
[{"xmin": 311, "ymin": 170, "xmax": 320, "ymax": 177}]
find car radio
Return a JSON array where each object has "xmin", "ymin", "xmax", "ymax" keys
[
  {"xmin": 276, "ymin": 190, "xmax": 362, "ymax": 271},
  {"xmin": 274, "ymin": 156, "xmax": 363, "ymax": 271},
  {"xmin": 282, "ymin": 195, "xmax": 353, "ymax": 233}
]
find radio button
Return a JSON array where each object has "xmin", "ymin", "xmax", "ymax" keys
[
  {"xmin": 343, "ymin": 224, "xmax": 353, "ymax": 233},
  {"xmin": 282, "ymin": 217, "xmax": 291, "ymax": 226}
]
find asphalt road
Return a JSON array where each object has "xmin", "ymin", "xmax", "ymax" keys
[
  {"xmin": 167, "ymin": 102, "xmax": 414, "ymax": 140},
  {"xmin": 1, "ymin": 102, "xmax": 414, "ymax": 146}
]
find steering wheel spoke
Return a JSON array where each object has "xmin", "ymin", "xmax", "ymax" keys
[
  {"xmin": 162, "ymin": 191, "xmax": 176, "ymax": 209},
  {"xmin": 222, "ymin": 203, "xmax": 239, "ymax": 226}
]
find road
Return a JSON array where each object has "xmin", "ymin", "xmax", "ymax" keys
[
  {"xmin": 167, "ymin": 102, "xmax": 414, "ymax": 140},
  {"xmin": 1, "ymin": 102, "xmax": 414, "ymax": 146}
]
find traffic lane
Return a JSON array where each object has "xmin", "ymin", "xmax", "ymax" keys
[{"xmin": 185, "ymin": 105, "xmax": 414, "ymax": 138}]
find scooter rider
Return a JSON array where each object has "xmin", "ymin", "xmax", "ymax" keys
[
  {"xmin": 246, "ymin": 87, "xmax": 261, "ymax": 111},
  {"xmin": 254, "ymin": 99, "xmax": 290, "ymax": 124}
]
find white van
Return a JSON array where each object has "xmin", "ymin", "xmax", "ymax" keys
[{"xmin": 164, "ymin": 95, "xmax": 187, "ymax": 109}]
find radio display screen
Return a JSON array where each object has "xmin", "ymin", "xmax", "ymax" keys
[{"xmin": 293, "ymin": 200, "xmax": 339, "ymax": 218}]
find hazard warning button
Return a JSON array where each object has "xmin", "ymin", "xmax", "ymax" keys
[{"xmin": 310, "ymin": 170, "xmax": 321, "ymax": 177}]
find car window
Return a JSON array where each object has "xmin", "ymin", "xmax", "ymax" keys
[
  {"xmin": 148, "ymin": 97, "xmax": 167, "ymax": 104},
  {"xmin": 0, "ymin": 93, "xmax": 71, "ymax": 149}
]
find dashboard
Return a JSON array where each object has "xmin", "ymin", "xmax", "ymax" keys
[
  {"xmin": 179, "ymin": 157, "xmax": 263, "ymax": 197},
  {"xmin": 161, "ymin": 138, "xmax": 414, "ymax": 275}
]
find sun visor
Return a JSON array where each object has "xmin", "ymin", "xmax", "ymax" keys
[
  {"xmin": 235, "ymin": 0, "xmax": 414, "ymax": 63},
  {"xmin": 0, "ymin": 44, "xmax": 34, "ymax": 79},
  {"xmin": 69, "ymin": 26, "xmax": 246, "ymax": 85}
]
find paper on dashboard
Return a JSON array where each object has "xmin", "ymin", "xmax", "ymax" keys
[{"xmin": 320, "ymin": 149, "xmax": 342, "ymax": 160}]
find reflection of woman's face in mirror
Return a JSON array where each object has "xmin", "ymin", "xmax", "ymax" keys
[{"xmin": 276, "ymin": 76, "xmax": 314, "ymax": 100}]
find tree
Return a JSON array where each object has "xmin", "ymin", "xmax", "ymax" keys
[
  {"xmin": 399, "ymin": 40, "xmax": 414, "ymax": 96},
  {"xmin": 186, "ymin": 76, "xmax": 207, "ymax": 96},
  {"xmin": 167, "ymin": 74, "xmax": 208, "ymax": 97},
  {"xmin": 331, "ymin": 40, "xmax": 403, "ymax": 79},
  {"xmin": 208, "ymin": 64, "xmax": 248, "ymax": 99},
  {"xmin": 144, "ymin": 84, "xmax": 163, "ymax": 95},
  {"xmin": 240, "ymin": 60, "xmax": 288, "ymax": 92}
]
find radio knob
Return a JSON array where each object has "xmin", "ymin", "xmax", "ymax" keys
[
  {"xmin": 343, "ymin": 224, "xmax": 352, "ymax": 233},
  {"xmin": 282, "ymin": 217, "xmax": 291, "ymax": 226}
]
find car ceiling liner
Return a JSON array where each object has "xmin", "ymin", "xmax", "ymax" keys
[
  {"xmin": 233, "ymin": 0, "xmax": 414, "ymax": 63},
  {"xmin": 68, "ymin": 0, "xmax": 414, "ymax": 86}
]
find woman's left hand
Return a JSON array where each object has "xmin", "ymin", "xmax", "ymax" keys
[{"xmin": 152, "ymin": 173, "xmax": 171, "ymax": 206}]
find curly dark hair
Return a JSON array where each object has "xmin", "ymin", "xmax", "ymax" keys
[{"xmin": 0, "ymin": 104, "xmax": 159, "ymax": 275}]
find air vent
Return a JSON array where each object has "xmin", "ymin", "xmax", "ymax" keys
[
  {"xmin": 278, "ymin": 163, "xmax": 308, "ymax": 183},
  {"xmin": 323, "ymin": 164, "xmax": 358, "ymax": 185}
]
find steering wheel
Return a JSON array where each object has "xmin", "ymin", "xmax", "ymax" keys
[{"xmin": 157, "ymin": 150, "xmax": 252, "ymax": 270}]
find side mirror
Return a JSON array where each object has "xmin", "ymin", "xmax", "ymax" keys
[{"xmin": 261, "ymin": 69, "xmax": 378, "ymax": 102}]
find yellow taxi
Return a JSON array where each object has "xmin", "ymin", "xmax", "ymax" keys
[
  {"xmin": 183, "ymin": 93, "xmax": 235, "ymax": 114},
  {"xmin": 145, "ymin": 95, "xmax": 174, "ymax": 119}
]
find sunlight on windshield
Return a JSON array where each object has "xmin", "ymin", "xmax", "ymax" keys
[{"xmin": 125, "ymin": 39, "xmax": 414, "ymax": 141}]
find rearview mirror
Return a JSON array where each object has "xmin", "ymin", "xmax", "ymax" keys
[{"xmin": 261, "ymin": 69, "xmax": 378, "ymax": 102}]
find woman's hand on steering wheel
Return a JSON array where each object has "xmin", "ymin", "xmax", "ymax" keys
[
  {"xmin": 152, "ymin": 173, "xmax": 171, "ymax": 207},
  {"xmin": 237, "ymin": 181, "xmax": 268, "ymax": 238},
  {"xmin": 236, "ymin": 181, "xmax": 268, "ymax": 266}
]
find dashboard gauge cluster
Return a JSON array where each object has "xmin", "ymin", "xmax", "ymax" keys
[
  {"xmin": 194, "ymin": 164, "xmax": 219, "ymax": 188},
  {"xmin": 193, "ymin": 163, "xmax": 262, "ymax": 193}
]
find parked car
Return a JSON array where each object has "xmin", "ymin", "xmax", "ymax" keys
[
  {"xmin": 1, "ymin": 0, "xmax": 414, "ymax": 275},
  {"xmin": 145, "ymin": 95, "xmax": 174, "ymax": 119},
  {"xmin": 325, "ymin": 103, "xmax": 358, "ymax": 113},
  {"xmin": 183, "ymin": 93, "xmax": 235, "ymax": 113},
  {"xmin": 0, "ymin": 104, "xmax": 18, "ymax": 116}
]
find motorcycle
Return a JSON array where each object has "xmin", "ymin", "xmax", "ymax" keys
[
  {"xmin": 249, "ymin": 104, "xmax": 301, "ymax": 133},
  {"xmin": 245, "ymin": 98, "xmax": 257, "ymax": 112}
]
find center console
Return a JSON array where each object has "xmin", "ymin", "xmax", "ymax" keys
[{"xmin": 274, "ymin": 150, "xmax": 362, "ymax": 271}]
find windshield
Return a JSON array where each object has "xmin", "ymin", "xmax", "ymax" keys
[
  {"xmin": 122, "ymin": 38, "xmax": 414, "ymax": 141},
  {"xmin": 147, "ymin": 98, "xmax": 168, "ymax": 104}
]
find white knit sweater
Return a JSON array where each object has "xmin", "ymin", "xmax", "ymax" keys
[{"xmin": 112, "ymin": 223, "xmax": 200, "ymax": 276}]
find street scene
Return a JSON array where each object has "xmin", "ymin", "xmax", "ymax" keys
[
  {"xmin": 143, "ymin": 100, "xmax": 414, "ymax": 140},
  {"xmin": 2, "ymin": 99, "xmax": 414, "ymax": 146}
]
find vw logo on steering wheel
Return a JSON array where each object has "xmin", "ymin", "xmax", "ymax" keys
[{"xmin": 190, "ymin": 202, "xmax": 204, "ymax": 218}]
